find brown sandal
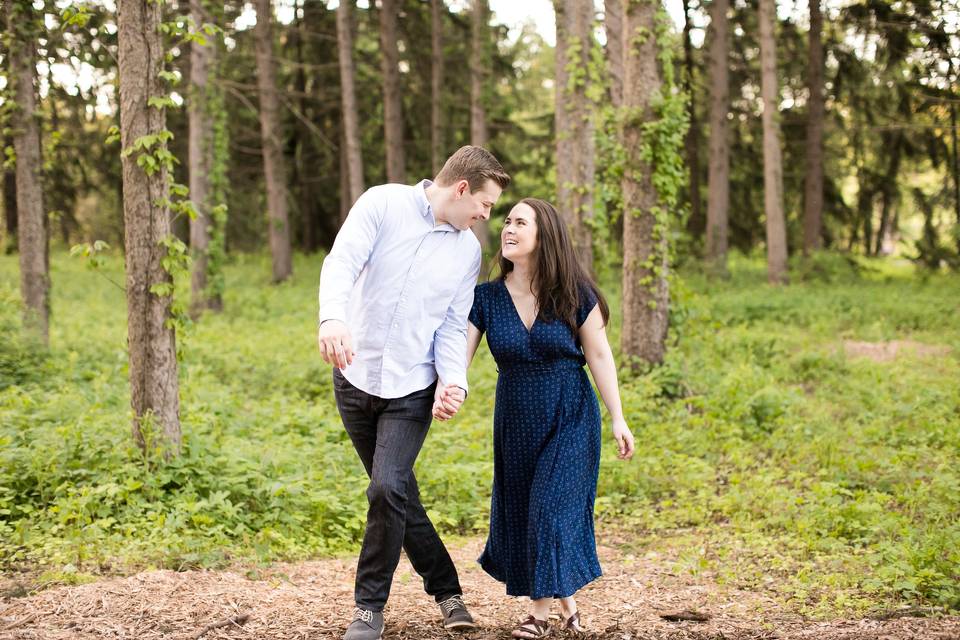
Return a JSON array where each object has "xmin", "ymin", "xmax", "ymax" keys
[
  {"xmin": 512, "ymin": 615, "xmax": 551, "ymax": 638},
  {"xmin": 561, "ymin": 611, "xmax": 582, "ymax": 632}
]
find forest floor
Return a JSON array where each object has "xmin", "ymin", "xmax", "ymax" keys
[{"xmin": 1, "ymin": 537, "xmax": 957, "ymax": 640}]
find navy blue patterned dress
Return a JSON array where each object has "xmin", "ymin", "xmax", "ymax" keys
[{"xmin": 469, "ymin": 279, "xmax": 602, "ymax": 599}]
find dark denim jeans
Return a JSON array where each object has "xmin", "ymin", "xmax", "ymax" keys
[{"xmin": 333, "ymin": 369, "xmax": 462, "ymax": 612}]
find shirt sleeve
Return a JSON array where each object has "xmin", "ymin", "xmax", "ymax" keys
[
  {"xmin": 434, "ymin": 246, "xmax": 482, "ymax": 393},
  {"xmin": 318, "ymin": 189, "xmax": 385, "ymax": 325},
  {"xmin": 468, "ymin": 283, "xmax": 486, "ymax": 334},
  {"xmin": 577, "ymin": 283, "xmax": 599, "ymax": 328}
]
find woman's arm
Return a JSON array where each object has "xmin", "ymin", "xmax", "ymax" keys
[
  {"xmin": 579, "ymin": 306, "xmax": 635, "ymax": 460},
  {"xmin": 466, "ymin": 321, "xmax": 483, "ymax": 368}
]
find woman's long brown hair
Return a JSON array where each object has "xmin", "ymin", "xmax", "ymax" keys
[{"xmin": 495, "ymin": 198, "xmax": 609, "ymax": 334}]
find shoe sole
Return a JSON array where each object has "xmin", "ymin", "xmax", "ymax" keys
[{"xmin": 443, "ymin": 620, "xmax": 478, "ymax": 631}]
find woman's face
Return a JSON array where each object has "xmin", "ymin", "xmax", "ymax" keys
[{"xmin": 501, "ymin": 202, "xmax": 538, "ymax": 262}]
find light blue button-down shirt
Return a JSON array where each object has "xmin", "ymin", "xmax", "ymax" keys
[{"xmin": 318, "ymin": 180, "xmax": 481, "ymax": 399}]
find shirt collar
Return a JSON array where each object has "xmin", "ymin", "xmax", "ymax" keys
[
  {"xmin": 415, "ymin": 179, "xmax": 433, "ymax": 219},
  {"xmin": 417, "ymin": 179, "xmax": 455, "ymax": 232}
]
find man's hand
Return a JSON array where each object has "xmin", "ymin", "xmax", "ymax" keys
[
  {"xmin": 432, "ymin": 384, "xmax": 466, "ymax": 421},
  {"xmin": 318, "ymin": 320, "xmax": 355, "ymax": 369}
]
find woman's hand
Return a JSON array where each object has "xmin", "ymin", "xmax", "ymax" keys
[
  {"xmin": 611, "ymin": 418, "xmax": 635, "ymax": 460},
  {"xmin": 432, "ymin": 384, "xmax": 465, "ymax": 421}
]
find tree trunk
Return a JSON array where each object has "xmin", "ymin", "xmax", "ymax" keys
[
  {"xmin": 603, "ymin": 0, "xmax": 624, "ymax": 248},
  {"xmin": 337, "ymin": 0, "xmax": 365, "ymax": 206},
  {"xmin": 2, "ymin": 141, "xmax": 16, "ymax": 254},
  {"xmin": 117, "ymin": 0, "xmax": 182, "ymax": 457},
  {"xmin": 856, "ymin": 169, "xmax": 874, "ymax": 255},
  {"xmin": 875, "ymin": 134, "xmax": 902, "ymax": 256},
  {"xmin": 430, "ymin": 0, "xmax": 445, "ymax": 176},
  {"xmin": 758, "ymin": 0, "xmax": 788, "ymax": 284},
  {"xmin": 379, "ymin": 0, "xmax": 406, "ymax": 183},
  {"xmin": 802, "ymin": 0, "xmax": 824, "ymax": 255},
  {"xmin": 188, "ymin": 0, "xmax": 220, "ymax": 316},
  {"xmin": 705, "ymin": 0, "xmax": 730, "ymax": 276},
  {"xmin": 470, "ymin": 0, "xmax": 491, "ymax": 251},
  {"xmin": 6, "ymin": 1, "xmax": 49, "ymax": 343},
  {"xmin": 682, "ymin": 0, "xmax": 703, "ymax": 239},
  {"xmin": 621, "ymin": 0, "xmax": 668, "ymax": 368},
  {"xmin": 603, "ymin": 0, "xmax": 623, "ymax": 108},
  {"xmin": 470, "ymin": 0, "xmax": 489, "ymax": 149},
  {"xmin": 293, "ymin": 0, "xmax": 315, "ymax": 252},
  {"xmin": 0, "ymin": 33, "xmax": 15, "ymax": 254},
  {"xmin": 254, "ymin": 0, "xmax": 293, "ymax": 282},
  {"xmin": 952, "ymin": 102, "xmax": 960, "ymax": 254},
  {"xmin": 915, "ymin": 188, "xmax": 939, "ymax": 268},
  {"xmin": 340, "ymin": 129, "xmax": 351, "ymax": 225},
  {"xmin": 554, "ymin": 0, "xmax": 596, "ymax": 272}
]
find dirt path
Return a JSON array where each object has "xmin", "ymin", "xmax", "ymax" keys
[{"xmin": 1, "ymin": 538, "xmax": 957, "ymax": 640}]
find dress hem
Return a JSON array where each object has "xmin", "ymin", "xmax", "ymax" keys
[{"xmin": 478, "ymin": 554, "xmax": 603, "ymax": 600}]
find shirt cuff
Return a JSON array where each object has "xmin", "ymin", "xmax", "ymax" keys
[{"xmin": 318, "ymin": 311, "xmax": 346, "ymax": 326}]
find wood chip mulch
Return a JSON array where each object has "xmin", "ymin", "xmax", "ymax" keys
[{"xmin": 1, "ymin": 537, "xmax": 958, "ymax": 640}]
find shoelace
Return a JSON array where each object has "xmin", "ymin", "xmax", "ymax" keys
[
  {"xmin": 439, "ymin": 595, "xmax": 465, "ymax": 617},
  {"xmin": 353, "ymin": 607, "xmax": 373, "ymax": 624}
]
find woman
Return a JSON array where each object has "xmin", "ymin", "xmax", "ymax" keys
[{"xmin": 437, "ymin": 198, "xmax": 635, "ymax": 638}]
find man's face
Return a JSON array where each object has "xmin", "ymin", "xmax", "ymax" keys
[{"xmin": 446, "ymin": 179, "xmax": 502, "ymax": 230}]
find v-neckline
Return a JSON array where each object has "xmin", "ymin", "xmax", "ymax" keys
[{"xmin": 501, "ymin": 278, "xmax": 537, "ymax": 334}]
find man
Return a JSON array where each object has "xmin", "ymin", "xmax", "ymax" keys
[{"xmin": 318, "ymin": 145, "xmax": 510, "ymax": 640}]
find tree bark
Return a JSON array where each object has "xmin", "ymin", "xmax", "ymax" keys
[
  {"xmin": 470, "ymin": 0, "xmax": 491, "ymax": 251},
  {"xmin": 117, "ymin": 0, "xmax": 181, "ymax": 456},
  {"xmin": 705, "ymin": 0, "xmax": 730, "ymax": 276},
  {"xmin": 554, "ymin": 0, "xmax": 596, "ymax": 272},
  {"xmin": 379, "ymin": 0, "xmax": 406, "ymax": 183},
  {"xmin": 621, "ymin": 0, "xmax": 668, "ymax": 368},
  {"xmin": 430, "ymin": 0, "xmax": 445, "ymax": 176},
  {"xmin": 188, "ymin": 0, "xmax": 220, "ymax": 315},
  {"xmin": 603, "ymin": 0, "xmax": 623, "ymax": 108},
  {"xmin": 682, "ymin": 0, "xmax": 703, "ymax": 239},
  {"xmin": 6, "ymin": 1, "xmax": 49, "ymax": 343},
  {"xmin": 802, "ymin": 0, "xmax": 824, "ymax": 255},
  {"xmin": 254, "ymin": 0, "xmax": 293, "ymax": 282},
  {"xmin": 758, "ymin": 0, "xmax": 788, "ymax": 284},
  {"xmin": 337, "ymin": 0, "xmax": 365, "ymax": 206}
]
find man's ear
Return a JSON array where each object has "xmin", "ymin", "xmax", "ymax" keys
[{"xmin": 455, "ymin": 179, "xmax": 469, "ymax": 198}]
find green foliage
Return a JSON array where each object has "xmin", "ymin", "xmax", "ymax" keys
[
  {"xmin": 2, "ymin": 252, "xmax": 959, "ymax": 616},
  {"xmin": 0, "ymin": 286, "xmax": 48, "ymax": 390}
]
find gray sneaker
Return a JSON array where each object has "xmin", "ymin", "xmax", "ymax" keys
[
  {"xmin": 344, "ymin": 607, "xmax": 384, "ymax": 640},
  {"xmin": 439, "ymin": 595, "xmax": 477, "ymax": 630}
]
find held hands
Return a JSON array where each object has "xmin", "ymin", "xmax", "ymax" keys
[
  {"xmin": 612, "ymin": 418, "xmax": 635, "ymax": 460},
  {"xmin": 318, "ymin": 320, "xmax": 356, "ymax": 369},
  {"xmin": 432, "ymin": 384, "xmax": 466, "ymax": 421}
]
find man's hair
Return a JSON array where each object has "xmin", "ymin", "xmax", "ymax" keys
[{"xmin": 434, "ymin": 145, "xmax": 511, "ymax": 192}]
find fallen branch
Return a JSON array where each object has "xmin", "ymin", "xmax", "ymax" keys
[
  {"xmin": 1, "ymin": 612, "xmax": 38, "ymax": 632},
  {"xmin": 871, "ymin": 607, "xmax": 944, "ymax": 621},
  {"xmin": 660, "ymin": 610, "xmax": 711, "ymax": 622},
  {"xmin": 192, "ymin": 613, "xmax": 251, "ymax": 639}
]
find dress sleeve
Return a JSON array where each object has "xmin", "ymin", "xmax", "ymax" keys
[
  {"xmin": 468, "ymin": 283, "xmax": 486, "ymax": 334},
  {"xmin": 576, "ymin": 283, "xmax": 599, "ymax": 328}
]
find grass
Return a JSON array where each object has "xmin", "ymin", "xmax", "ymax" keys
[{"xmin": 0, "ymin": 249, "xmax": 958, "ymax": 617}]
